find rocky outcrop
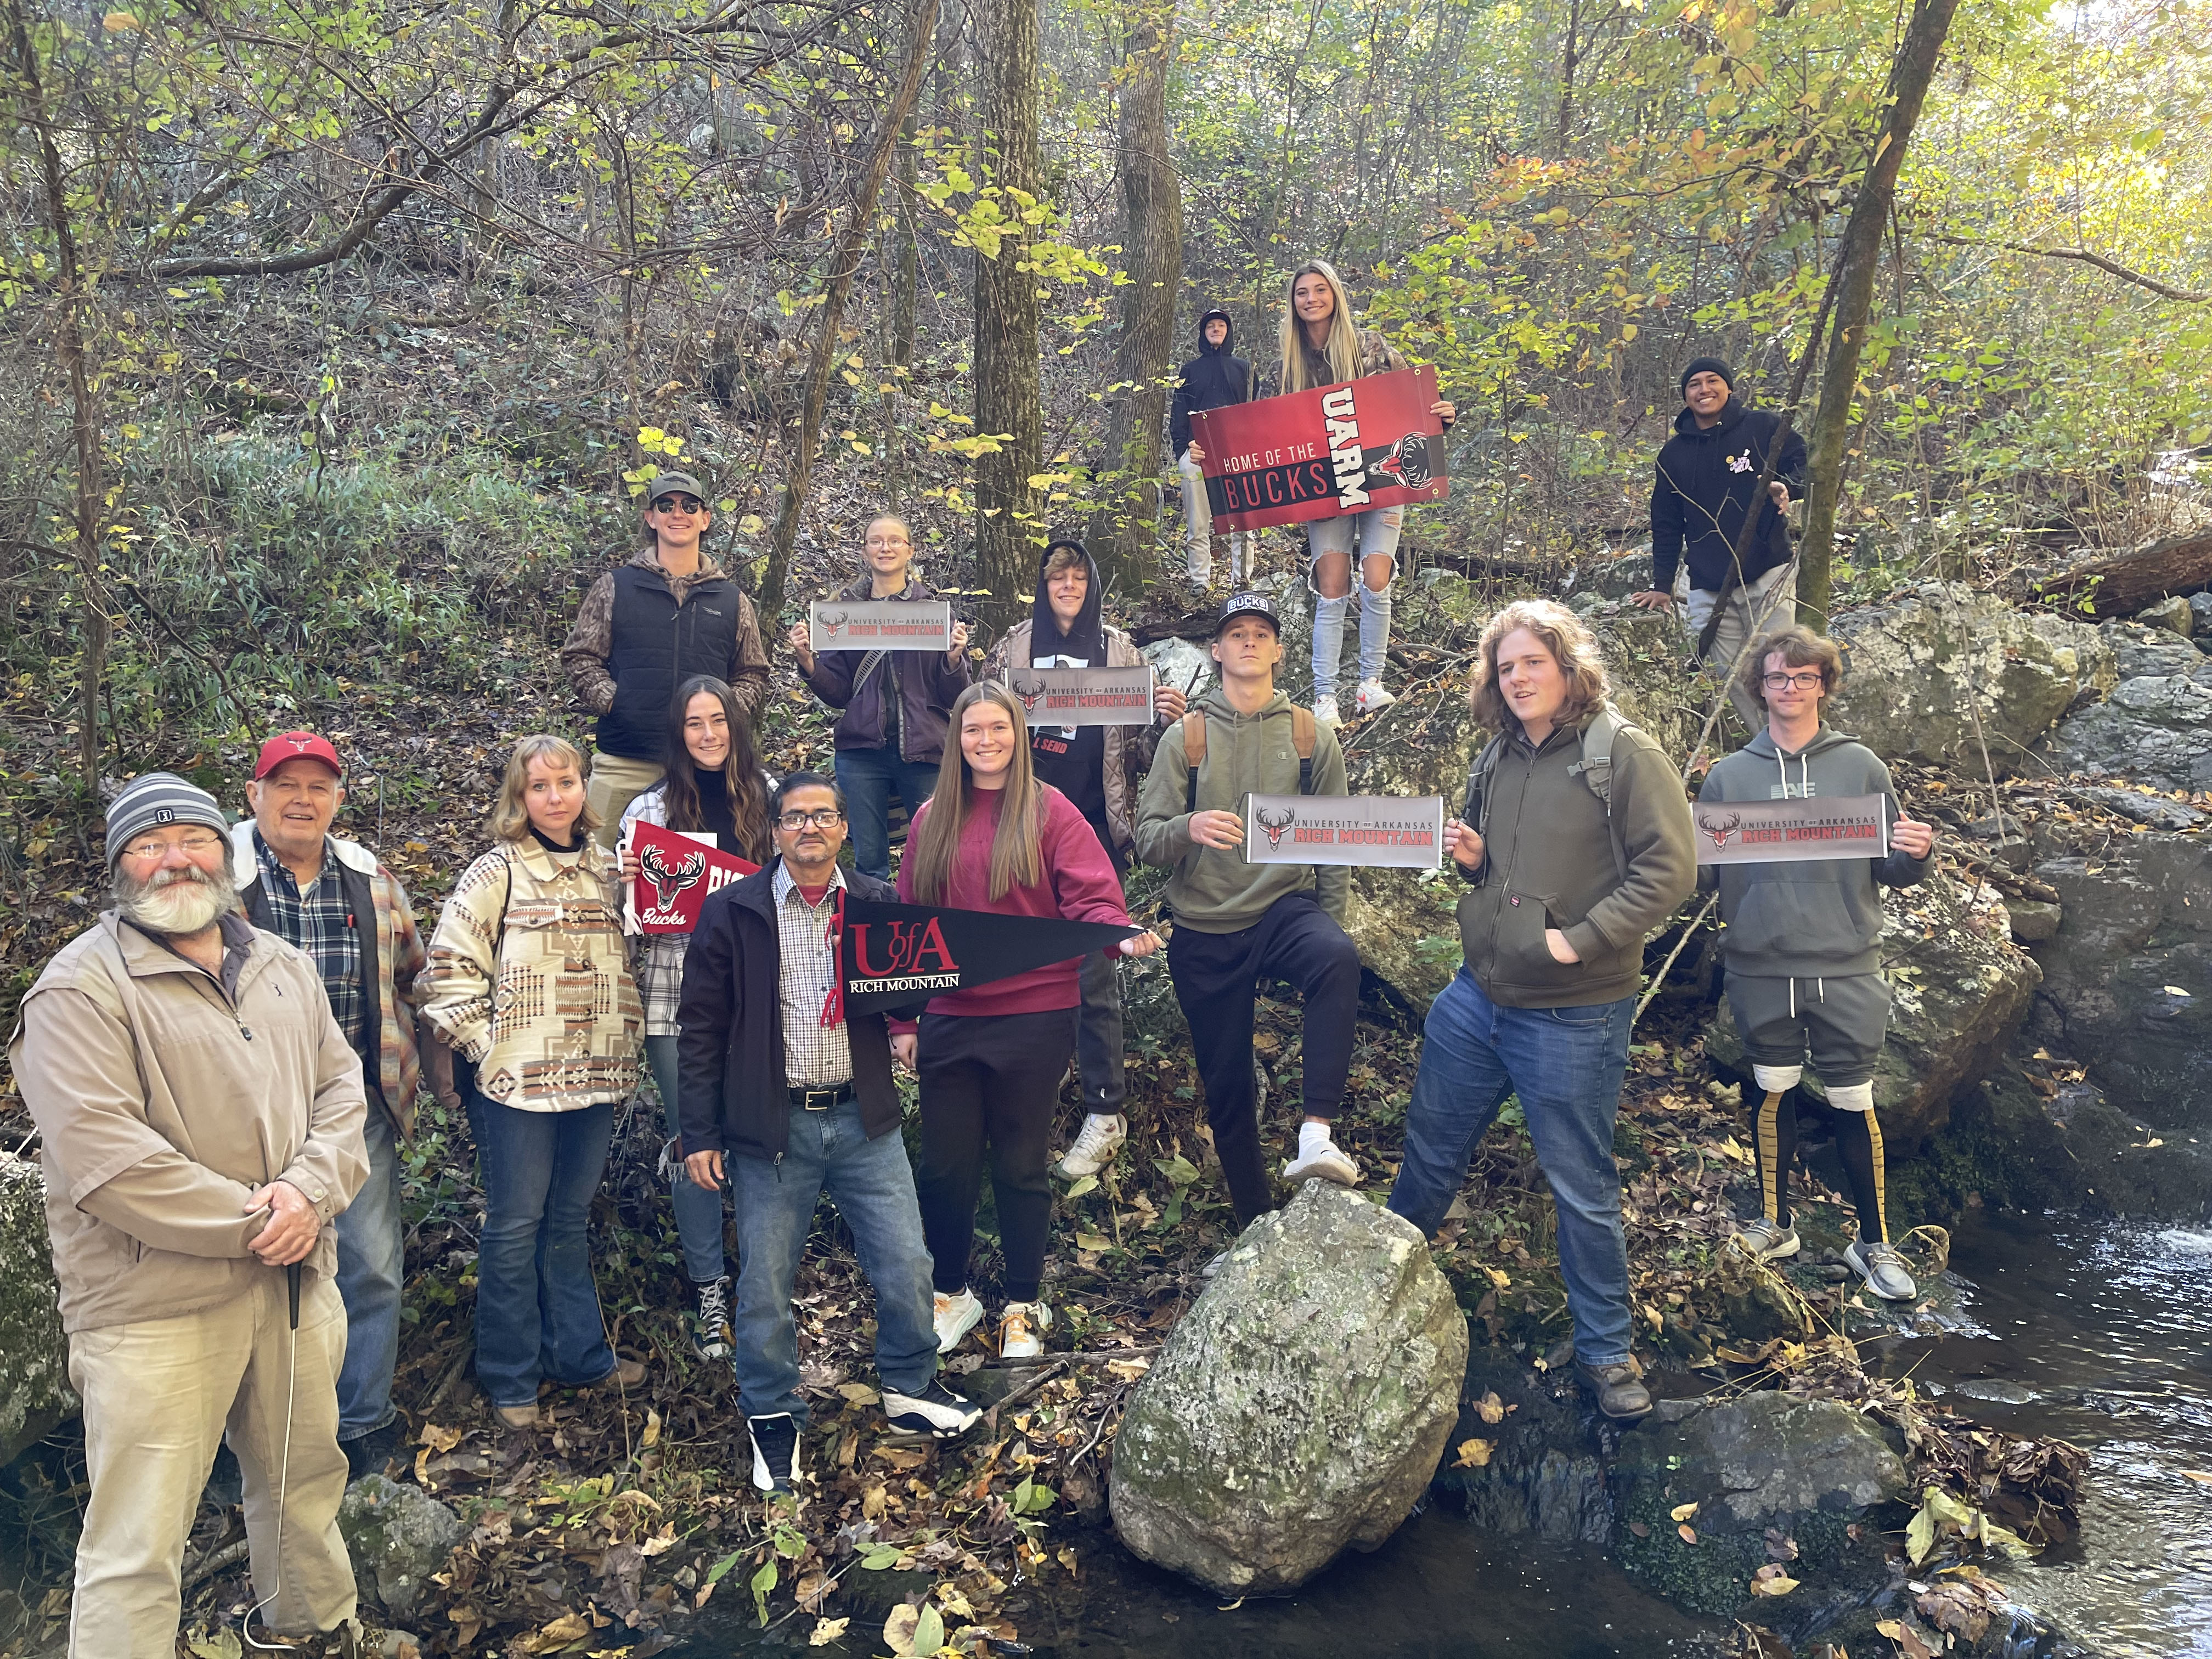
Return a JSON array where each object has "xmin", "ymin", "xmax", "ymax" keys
[
  {"xmin": 337, "ymin": 1474, "xmax": 462, "ymax": 1617},
  {"xmin": 1109, "ymin": 1183, "xmax": 1466, "ymax": 1595},
  {"xmin": 1429, "ymin": 1346, "xmax": 1611, "ymax": 1544},
  {"xmin": 2044, "ymin": 669, "xmax": 2212, "ymax": 793},
  {"xmin": 0, "ymin": 1154, "xmax": 71, "ymax": 1467}
]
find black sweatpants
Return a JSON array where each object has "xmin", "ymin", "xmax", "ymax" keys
[
  {"xmin": 915, "ymin": 1006, "xmax": 1079, "ymax": 1304},
  {"xmin": 1167, "ymin": 893, "xmax": 1361, "ymax": 1224}
]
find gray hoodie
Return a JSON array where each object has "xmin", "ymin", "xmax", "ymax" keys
[{"xmin": 1699, "ymin": 726, "xmax": 1929, "ymax": 979}]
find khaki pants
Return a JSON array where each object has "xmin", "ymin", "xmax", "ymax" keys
[
  {"xmin": 1685, "ymin": 561, "xmax": 1798, "ymax": 738},
  {"xmin": 67, "ymin": 1272, "xmax": 356, "ymax": 1657},
  {"xmin": 585, "ymin": 751, "xmax": 666, "ymax": 850}
]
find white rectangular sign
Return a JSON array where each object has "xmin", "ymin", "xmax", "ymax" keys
[
  {"xmin": 1241, "ymin": 793, "xmax": 1446, "ymax": 868},
  {"xmin": 1001, "ymin": 664, "xmax": 1156, "ymax": 727},
  {"xmin": 809, "ymin": 597, "xmax": 954, "ymax": 652},
  {"xmin": 1694, "ymin": 795, "xmax": 1889, "ymax": 864}
]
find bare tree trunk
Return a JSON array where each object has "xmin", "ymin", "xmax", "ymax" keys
[
  {"xmin": 881, "ymin": 110, "xmax": 921, "ymax": 511},
  {"xmin": 971, "ymin": 0, "xmax": 1044, "ymax": 632},
  {"xmin": 1555, "ymin": 0, "xmax": 1581, "ymax": 156},
  {"xmin": 7, "ymin": 0, "xmax": 106, "ymax": 790},
  {"xmin": 1796, "ymin": 0, "xmax": 1961, "ymax": 631},
  {"xmin": 1087, "ymin": 0, "xmax": 1183, "ymax": 596},
  {"xmin": 760, "ymin": 0, "xmax": 943, "ymax": 614}
]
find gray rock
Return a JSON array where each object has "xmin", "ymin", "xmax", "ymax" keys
[
  {"xmin": 2102, "ymin": 619, "xmax": 2207, "ymax": 680},
  {"xmin": 2044, "ymin": 673, "xmax": 2212, "ymax": 793},
  {"xmin": 1935, "ymin": 1062, "xmax": 2212, "ymax": 1222},
  {"xmin": 337, "ymin": 1474, "xmax": 462, "ymax": 1617},
  {"xmin": 1430, "ymin": 1347, "xmax": 1610, "ymax": 1543},
  {"xmin": 0, "ymin": 1153, "xmax": 73, "ymax": 1466},
  {"xmin": 2191, "ymin": 591, "xmax": 2212, "ymax": 636},
  {"xmin": 1616, "ymin": 1391, "xmax": 1906, "ymax": 1534},
  {"xmin": 2006, "ymin": 899, "xmax": 2063, "ymax": 943},
  {"xmin": 2136, "ymin": 595, "xmax": 2196, "ymax": 636},
  {"xmin": 1139, "ymin": 635, "xmax": 1208, "ymax": 702},
  {"xmin": 1826, "ymin": 583, "xmax": 2114, "ymax": 775},
  {"xmin": 2070, "ymin": 785, "xmax": 2205, "ymax": 830},
  {"xmin": 1110, "ymin": 1183, "xmax": 1467, "ymax": 1594}
]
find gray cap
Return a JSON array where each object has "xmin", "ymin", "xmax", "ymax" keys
[
  {"xmin": 644, "ymin": 471, "xmax": 706, "ymax": 504},
  {"xmin": 106, "ymin": 772, "xmax": 229, "ymax": 870}
]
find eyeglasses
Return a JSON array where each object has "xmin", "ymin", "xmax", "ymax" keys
[
  {"xmin": 1761, "ymin": 672, "xmax": 1825, "ymax": 691},
  {"xmin": 651, "ymin": 494, "xmax": 705, "ymax": 515},
  {"xmin": 120, "ymin": 831, "xmax": 225, "ymax": 861},
  {"xmin": 776, "ymin": 809, "xmax": 845, "ymax": 831}
]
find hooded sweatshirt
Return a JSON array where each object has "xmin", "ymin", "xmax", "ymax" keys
[
  {"xmin": 1699, "ymin": 726, "xmax": 1930, "ymax": 979},
  {"xmin": 1170, "ymin": 309, "xmax": 1255, "ymax": 456},
  {"xmin": 1134, "ymin": 684, "xmax": 1350, "ymax": 930},
  {"xmin": 1649, "ymin": 396, "xmax": 1808, "ymax": 596}
]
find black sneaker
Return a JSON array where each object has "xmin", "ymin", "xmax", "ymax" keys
[
  {"xmin": 748, "ymin": 1413, "xmax": 800, "ymax": 1493},
  {"xmin": 342, "ymin": 1419, "xmax": 405, "ymax": 1482},
  {"xmin": 691, "ymin": 1274, "xmax": 735, "ymax": 1363},
  {"xmin": 881, "ymin": 1378, "xmax": 982, "ymax": 1440}
]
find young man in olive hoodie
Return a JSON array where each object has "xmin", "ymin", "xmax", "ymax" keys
[
  {"xmin": 1387, "ymin": 601, "xmax": 1695, "ymax": 1419},
  {"xmin": 1135, "ymin": 591, "xmax": 1362, "ymax": 1224},
  {"xmin": 1700, "ymin": 625, "xmax": 1936, "ymax": 1301}
]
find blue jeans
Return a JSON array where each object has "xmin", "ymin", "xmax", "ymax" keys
[
  {"xmin": 472, "ymin": 1095, "xmax": 618, "ymax": 1408},
  {"xmin": 1387, "ymin": 968, "xmax": 1638, "ymax": 1366},
  {"xmin": 645, "ymin": 1035, "xmax": 729, "ymax": 1283},
  {"xmin": 729, "ymin": 1102, "xmax": 941, "ymax": 1424},
  {"xmin": 334, "ymin": 1096, "xmax": 404, "ymax": 1442},
  {"xmin": 1307, "ymin": 506, "xmax": 1403, "ymax": 697},
  {"xmin": 835, "ymin": 746, "xmax": 944, "ymax": 880}
]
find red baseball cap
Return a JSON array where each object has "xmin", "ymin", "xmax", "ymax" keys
[{"xmin": 253, "ymin": 730, "xmax": 345, "ymax": 781}]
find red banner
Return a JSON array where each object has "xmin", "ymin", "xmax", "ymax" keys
[
  {"xmin": 1189, "ymin": 365, "xmax": 1448, "ymax": 532},
  {"xmin": 628, "ymin": 820, "xmax": 759, "ymax": 934}
]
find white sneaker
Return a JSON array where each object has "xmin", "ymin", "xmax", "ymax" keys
[
  {"xmin": 1846, "ymin": 1239, "xmax": 1918, "ymax": 1302},
  {"xmin": 1355, "ymin": 679, "xmax": 1397, "ymax": 716},
  {"xmin": 999, "ymin": 1300, "xmax": 1053, "ymax": 1361},
  {"xmin": 1283, "ymin": 1139, "xmax": 1361, "ymax": 1187},
  {"xmin": 1312, "ymin": 694, "xmax": 1342, "ymax": 727},
  {"xmin": 1058, "ymin": 1113, "xmax": 1127, "ymax": 1179},
  {"xmin": 933, "ymin": 1288, "xmax": 984, "ymax": 1353}
]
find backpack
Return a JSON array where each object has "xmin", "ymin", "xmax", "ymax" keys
[
  {"xmin": 1463, "ymin": 707, "xmax": 1633, "ymax": 884},
  {"xmin": 1182, "ymin": 706, "xmax": 1317, "ymax": 812}
]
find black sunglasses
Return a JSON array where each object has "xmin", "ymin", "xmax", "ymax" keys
[{"xmin": 652, "ymin": 493, "xmax": 706, "ymax": 514}]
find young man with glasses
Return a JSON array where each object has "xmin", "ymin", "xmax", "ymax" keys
[
  {"xmin": 1700, "ymin": 625, "xmax": 1936, "ymax": 1301},
  {"xmin": 560, "ymin": 470, "xmax": 772, "ymax": 845},
  {"xmin": 675, "ymin": 772, "xmax": 980, "ymax": 1494}
]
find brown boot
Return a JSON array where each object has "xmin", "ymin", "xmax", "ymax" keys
[{"xmin": 1575, "ymin": 1356, "xmax": 1652, "ymax": 1420}]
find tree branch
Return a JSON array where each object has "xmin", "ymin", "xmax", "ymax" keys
[{"xmin": 1923, "ymin": 233, "xmax": 2211, "ymax": 304}]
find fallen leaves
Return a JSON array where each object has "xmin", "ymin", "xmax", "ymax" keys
[
  {"xmin": 1748, "ymin": 1563, "xmax": 1798, "ymax": 1596},
  {"xmin": 1453, "ymin": 1438, "xmax": 1494, "ymax": 1469},
  {"xmin": 809, "ymin": 1616, "xmax": 850, "ymax": 1646},
  {"xmin": 1474, "ymin": 1389, "xmax": 1508, "ymax": 1424},
  {"xmin": 1876, "ymin": 1618, "xmax": 1937, "ymax": 1659},
  {"xmin": 1669, "ymin": 1501, "xmax": 1700, "ymax": 1522}
]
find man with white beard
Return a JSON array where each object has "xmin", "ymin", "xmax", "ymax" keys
[{"xmin": 10, "ymin": 773, "xmax": 368, "ymax": 1657}]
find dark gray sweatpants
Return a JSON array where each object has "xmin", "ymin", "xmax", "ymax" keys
[{"xmin": 1724, "ymin": 971, "xmax": 1889, "ymax": 1089}]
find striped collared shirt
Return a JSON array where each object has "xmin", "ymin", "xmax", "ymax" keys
[
  {"xmin": 252, "ymin": 829, "xmax": 366, "ymax": 1053},
  {"xmin": 772, "ymin": 861, "xmax": 851, "ymax": 1087}
]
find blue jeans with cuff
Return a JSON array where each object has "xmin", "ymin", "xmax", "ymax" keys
[
  {"xmin": 334, "ymin": 1096, "xmax": 404, "ymax": 1443},
  {"xmin": 834, "ymin": 745, "xmax": 944, "ymax": 880},
  {"xmin": 645, "ymin": 1034, "xmax": 729, "ymax": 1284},
  {"xmin": 1387, "ymin": 967, "xmax": 1638, "ymax": 1366}
]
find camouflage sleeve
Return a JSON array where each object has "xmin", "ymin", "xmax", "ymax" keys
[{"xmin": 559, "ymin": 573, "xmax": 619, "ymax": 715}]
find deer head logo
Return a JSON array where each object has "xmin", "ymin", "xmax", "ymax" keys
[
  {"xmin": 1371, "ymin": 433, "xmax": 1435, "ymax": 490},
  {"xmin": 1009, "ymin": 675, "xmax": 1048, "ymax": 714},
  {"xmin": 639, "ymin": 842, "xmax": 708, "ymax": 911},
  {"xmin": 1698, "ymin": 809, "xmax": 1743, "ymax": 850},
  {"xmin": 1254, "ymin": 806, "xmax": 1298, "ymax": 849},
  {"xmin": 817, "ymin": 608, "xmax": 849, "ymax": 638}
]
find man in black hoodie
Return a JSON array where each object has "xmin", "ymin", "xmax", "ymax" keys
[
  {"xmin": 1170, "ymin": 309, "xmax": 1256, "ymax": 586},
  {"xmin": 1632, "ymin": 358, "xmax": 1807, "ymax": 735}
]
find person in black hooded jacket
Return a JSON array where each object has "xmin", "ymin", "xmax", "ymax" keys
[{"xmin": 1170, "ymin": 309, "xmax": 1257, "ymax": 585}]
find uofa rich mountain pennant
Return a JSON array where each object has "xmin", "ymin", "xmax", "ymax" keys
[
  {"xmin": 840, "ymin": 897, "xmax": 1139, "ymax": 1015},
  {"xmin": 627, "ymin": 820, "xmax": 760, "ymax": 933}
]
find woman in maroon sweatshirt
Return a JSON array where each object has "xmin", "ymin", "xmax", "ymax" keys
[{"xmin": 895, "ymin": 681, "xmax": 1160, "ymax": 1359}]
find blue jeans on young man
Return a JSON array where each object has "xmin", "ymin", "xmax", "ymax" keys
[
  {"xmin": 334, "ymin": 1094, "xmax": 404, "ymax": 1443},
  {"xmin": 645, "ymin": 1035, "xmax": 728, "ymax": 1284},
  {"xmin": 834, "ymin": 746, "xmax": 945, "ymax": 879},
  {"xmin": 1387, "ymin": 967, "xmax": 1638, "ymax": 1366},
  {"xmin": 471, "ymin": 1091, "xmax": 619, "ymax": 1409},
  {"xmin": 728, "ymin": 1101, "xmax": 941, "ymax": 1425}
]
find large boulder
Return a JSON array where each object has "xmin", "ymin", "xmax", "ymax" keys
[
  {"xmin": 1825, "ymin": 584, "xmax": 2114, "ymax": 775},
  {"xmin": 2043, "ymin": 671, "xmax": 2212, "ymax": 793},
  {"xmin": 0, "ymin": 1153, "xmax": 72, "ymax": 1466},
  {"xmin": 336, "ymin": 1474, "xmax": 462, "ymax": 1617},
  {"xmin": 1109, "ymin": 1183, "xmax": 1466, "ymax": 1594}
]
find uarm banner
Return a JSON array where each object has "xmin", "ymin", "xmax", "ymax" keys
[
  {"xmin": 1000, "ymin": 663, "xmax": 1156, "ymax": 727},
  {"xmin": 1189, "ymin": 364, "xmax": 1448, "ymax": 533},
  {"xmin": 840, "ymin": 897, "xmax": 1139, "ymax": 1015},
  {"xmin": 1693, "ymin": 795, "xmax": 1889, "ymax": 864},
  {"xmin": 1241, "ymin": 794, "xmax": 1446, "ymax": 868},
  {"xmin": 628, "ymin": 820, "xmax": 760, "ymax": 933},
  {"xmin": 809, "ymin": 598, "xmax": 954, "ymax": 652}
]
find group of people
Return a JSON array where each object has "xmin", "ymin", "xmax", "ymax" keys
[{"xmin": 10, "ymin": 300, "xmax": 1929, "ymax": 1655}]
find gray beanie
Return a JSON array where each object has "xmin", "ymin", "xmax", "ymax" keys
[{"xmin": 106, "ymin": 772, "xmax": 229, "ymax": 870}]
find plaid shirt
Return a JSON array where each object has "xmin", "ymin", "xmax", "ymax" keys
[
  {"xmin": 252, "ymin": 830, "xmax": 366, "ymax": 1054},
  {"xmin": 773, "ymin": 862, "xmax": 851, "ymax": 1087}
]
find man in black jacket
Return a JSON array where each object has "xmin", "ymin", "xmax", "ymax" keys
[
  {"xmin": 676, "ymin": 771, "xmax": 979, "ymax": 1493},
  {"xmin": 1632, "ymin": 358, "xmax": 1807, "ymax": 735},
  {"xmin": 1170, "ymin": 309, "xmax": 1256, "ymax": 585}
]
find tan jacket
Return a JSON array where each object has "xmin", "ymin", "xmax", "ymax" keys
[
  {"xmin": 982, "ymin": 619, "xmax": 1162, "ymax": 857},
  {"xmin": 8, "ymin": 913, "xmax": 370, "ymax": 1334},
  {"xmin": 418, "ymin": 837, "xmax": 644, "ymax": 1111}
]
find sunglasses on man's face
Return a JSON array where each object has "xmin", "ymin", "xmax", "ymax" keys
[{"xmin": 652, "ymin": 494, "xmax": 706, "ymax": 515}]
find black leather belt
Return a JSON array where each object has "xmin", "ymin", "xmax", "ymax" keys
[{"xmin": 791, "ymin": 1082, "xmax": 855, "ymax": 1111}]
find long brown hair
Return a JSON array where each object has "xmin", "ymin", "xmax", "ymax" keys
[
  {"xmin": 905, "ymin": 682, "xmax": 1046, "ymax": 904},
  {"xmin": 1469, "ymin": 601, "xmax": 1613, "ymax": 735},
  {"xmin": 660, "ymin": 675, "xmax": 771, "ymax": 861},
  {"xmin": 1277, "ymin": 259, "xmax": 1363, "ymax": 393}
]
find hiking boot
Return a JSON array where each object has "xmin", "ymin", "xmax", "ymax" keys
[
  {"xmin": 589, "ymin": 1357, "xmax": 648, "ymax": 1392},
  {"xmin": 999, "ymin": 1300, "xmax": 1053, "ymax": 1361},
  {"xmin": 691, "ymin": 1275, "xmax": 735, "ymax": 1363},
  {"xmin": 933, "ymin": 1288, "xmax": 984, "ymax": 1353},
  {"xmin": 1730, "ymin": 1217, "xmax": 1801, "ymax": 1263},
  {"xmin": 1355, "ymin": 679, "xmax": 1397, "ymax": 716},
  {"xmin": 493, "ymin": 1402, "xmax": 541, "ymax": 1431},
  {"xmin": 1846, "ymin": 1239, "xmax": 1918, "ymax": 1301},
  {"xmin": 341, "ymin": 1419, "xmax": 405, "ymax": 1482},
  {"xmin": 1058, "ymin": 1113, "xmax": 1127, "ymax": 1180},
  {"xmin": 1312, "ymin": 693, "xmax": 1342, "ymax": 727},
  {"xmin": 1282, "ymin": 1138, "xmax": 1361, "ymax": 1188},
  {"xmin": 882, "ymin": 1379, "xmax": 982, "ymax": 1440},
  {"xmin": 747, "ymin": 1413, "xmax": 800, "ymax": 1493},
  {"xmin": 1575, "ymin": 1357, "xmax": 1653, "ymax": 1420}
]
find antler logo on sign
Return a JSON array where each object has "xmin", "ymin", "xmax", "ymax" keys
[
  {"xmin": 1699, "ymin": 809, "xmax": 1743, "ymax": 850},
  {"xmin": 639, "ymin": 841, "xmax": 707, "ymax": 910},
  {"xmin": 1254, "ymin": 805, "xmax": 1298, "ymax": 849},
  {"xmin": 817, "ymin": 609, "xmax": 848, "ymax": 639},
  {"xmin": 1692, "ymin": 795, "xmax": 1889, "ymax": 865},
  {"xmin": 1010, "ymin": 675, "xmax": 1048, "ymax": 715},
  {"xmin": 1371, "ymin": 433, "xmax": 1435, "ymax": 490},
  {"xmin": 629, "ymin": 821, "xmax": 760, "ymax": 932}
]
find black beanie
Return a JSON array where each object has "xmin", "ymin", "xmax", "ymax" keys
[{"xmin": 1680, "ymin": 356, "xmax": 1735, "ymax": 394}]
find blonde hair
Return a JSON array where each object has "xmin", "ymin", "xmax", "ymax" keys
[
  {"xmin": 1739, "ymin": 624, "xmax": 1842, "ymax": 710},
  {"xmin": 1469, "ymin": 601, "xmax": 1613, "ymax": 735},
  {"xmin": 1278, "ymin": 260, "xmax": 1363, "ymax": 393},
  {"xmin": 905, "ymin": 683, "xmax": 1046, "ymax": 904},
  {"xmin": 486, "ymin": 734, "xmax": 599, "ymax": 842}
]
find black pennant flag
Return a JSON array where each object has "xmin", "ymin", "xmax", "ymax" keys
[{"xmin": 840, "ymin": 897, "xmax": 1138, "ymax": 1016}]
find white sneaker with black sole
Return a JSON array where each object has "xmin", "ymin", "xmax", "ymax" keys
[
  {"xmin": 747, "ymin": 1413, "xmax": 799, "ymax": 1493},
  {"xmin": 691, "ymin": 1274, "xmax": 734, "ymax": 1362},
  {"xmin": 882, "ymin": 1379, "xmax": 982, "ymax": 1440},
  {"xmin": 933, "ymin": 1287, "xmax": 984, "ymax": 1353}
]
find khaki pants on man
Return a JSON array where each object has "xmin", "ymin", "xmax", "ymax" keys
[
  {"xmin": 1684, "ymin": 560, "xmax": 1798, "ymax": 737},
  {"xmin": 67, "ymin": 1272, "xmax": 356, "ymax": 1657},
  {"xmin": 584, "ymin": 751, "xmax": 666, "ymax": 850}
]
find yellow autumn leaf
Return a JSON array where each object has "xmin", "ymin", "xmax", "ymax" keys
[
  {"xmin": 1669, "ymin": 1502, "xmax": 1700, "ymax": 1522},
  {"xmin": 1075, "ymin": 1231, "xmax": 1114, "ymax": 1253},
  {"xmin": 1718, "ymin": 1137, "xmax": 1751, "ymax": 1164},
  {"xmin": 1475, "ymin": 1390, "xmax": 1506, "ymax": 1425},
  {"xmin": 809, "ymin": 1616, "xmax": 850, "ymax": 1646},
  {"xmin": 1751, "ymin": 1564, "xmax": 1798, "ymax": 1596},
  {"xmin": 837, "ymin": 1381, "xmax": 881, "ymax": 1406},
  {"xmin": 641, "ymin": 1407, "xmax": 662, "ymax": 1449},
  {"xmin": 1453, "ymin": 1438, "xmax": 1493, "ymax": 1468}
]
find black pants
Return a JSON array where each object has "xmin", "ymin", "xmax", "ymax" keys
[
  {"xmin": 1075, "ymin": 857, "xmax": 1129, "ymax": 1115},
  {"xmin": 915, "ymin": 1006, "xmax": 1079, "ymax": 1304},
  {"xmin": 1167, "ymin": 894, "xmax": 1361, "ymax": 1224}
]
